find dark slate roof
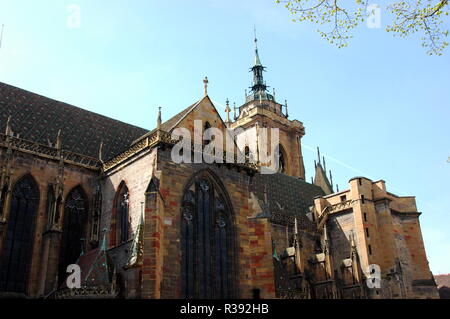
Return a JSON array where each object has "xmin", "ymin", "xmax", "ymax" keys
[
  {"xmin": 131, "ymin": 99, "xmax": 201, "ymax": 145},
  {"xmin": 251, "ymin": 173, "xmax": 325, "ymax": 229},
  {"xmin": 0, "ymin": 82, "xmax": 148, "ymax": 161}
]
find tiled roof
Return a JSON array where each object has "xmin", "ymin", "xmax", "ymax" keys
[
  {"xmin": 131, "ymin": 99, "xmax": 200, "ymax": 145},
  {"xmin": 0, "ymin": 82, "xmax": 148, "ymax": 161},
  {"xmin": 251, "ymin": 173, "xmax": 325, "ymax": 229}
]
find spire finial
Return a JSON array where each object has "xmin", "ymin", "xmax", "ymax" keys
[
  {"xmin": 233, "ymin": 102, "xmax": 237, "ymax": 120},
  {"xmin": 336, "ymin": 184, "xmax": 339, "ymax": 192},
  {"xmin": 55, "ymin": 129, "xmax": 62, "ymax": 150},
  {"xmin": 317, "ymin": 147, "xmax": 321, "ymax": 165},
  {"xmin": 253, "ymin": 26, "xmax": 262, "ymax": 67},
  {"xmin": 285, "ymin": 99, "xmax": 289, "ymax": 118},
  {"xmin": 329, "ymin": 170, "xmax": 333, "ymax": 192},
  {"xmin": 157, "ymin": 106, "xmax": 162, "ymax": 129},
  {"xmin": 323, "ymin": 156, "xmax": 326, "ymax": 172},
  {"xmin": 203, "ymin": 76, "xmax": 209, "ymax": 96},
  {"xmin": 224, "ymin": 98, "xmax": 231, "ymax": 123},
  {"xmin": 5, "ymin": 115, "xmax": 12, "ymax": 136}
]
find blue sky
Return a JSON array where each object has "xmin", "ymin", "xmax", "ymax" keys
[{"xmin": 0, "ymin": 0, "xmax": 449, "ymax": 274}]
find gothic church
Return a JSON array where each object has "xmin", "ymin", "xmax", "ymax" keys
[{"xmin": 0, "ymin": 38, "xmax": 439, "ymax": 299}]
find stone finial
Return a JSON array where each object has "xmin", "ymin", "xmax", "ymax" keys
[
  {"xmin": 285, "ymin": 99, "xmax": 289, "ymax": 118},
  {"xmin": 157, "ymin": 106, "xmax": 162, "ymax": 130},
  {"xmin": 55, "ymin": 129, "xmax": 62, "ymax": 150},
  {"xmin": 224, "ymin": 98, "xmax": 231, "ymax": 123},
  {"xmin": 203, "ymin": 76, "xmax": 209, "ymax": 96},
  {"xmin": 98, "ymin": 141, "xmax": 104, "ymax": 162},
  {"xmin": 5, "ymin": 115, "xmax": 12, "ymax": 136},
  {"xmin": 329, "ymin": 170, "xmax": 333, "ymax": 192},
  {"xmin": 233, "ymin": 102, "xmax": 237, "ymax": 121},
  {"xmin": 317, "ymin": 147, "xmax": 321, "ymax": 165}
]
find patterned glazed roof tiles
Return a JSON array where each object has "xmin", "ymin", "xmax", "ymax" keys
[
  {"xmin": 251, "ymin": 173, "xmax": 325, "ymax": 229},
  {"xmin": 0, "ymin": 82, "xmax": 148, "ymax": 161}
]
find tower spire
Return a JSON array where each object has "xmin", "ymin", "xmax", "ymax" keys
[
  {"xmin": 250, "ymin": 27, "xmax": 267, "ymax": 93},
  {"xmin": 244, "ymin": 29, "xmax": 275, "ymax": 104},
  {"xmin": 253, "ymin": 26, "xmax": 262, "ymax": 67}
]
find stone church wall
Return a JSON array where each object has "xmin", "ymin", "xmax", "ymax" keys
[
  {"xmin": 0, "ymin": 148, "xmax": 98, "ymax": 296},
  {"xmin": 154, "ymin": 147, "xmax": 276, "ymax": 298}
]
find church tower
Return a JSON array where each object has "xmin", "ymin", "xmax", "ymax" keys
[{"xmin": 229, "ymin": 35, "xmax": 306, "ymax": 179}]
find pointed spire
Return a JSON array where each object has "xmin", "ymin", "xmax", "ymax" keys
[
  {"xmin": 253, "ymin": 26, "xmax": 262, "ymax": 67},
  {"xmin": 323, "ymin": 156, "xmax": 326, "ymax": 172},
  {"xmin": 233, "ymin": 102, "xmax": 237, "ymax": 120},
  {"xmin": 250, "ymin": 28, "xmax": 267, "ymax": 94},
  {"xmin": 157, "ymin": 106, "xmax": 162, "ymax": 130},
  {"xmin": 336, "ymin": 184, "xmax": 339, "ymax": 192},
  {"xmin": 317, "ymin": 147, "xmax": 321, "ymax": 165},
  {"xmin": 100, "ymin": 227, "xmax": 108, "ymax": 251}
]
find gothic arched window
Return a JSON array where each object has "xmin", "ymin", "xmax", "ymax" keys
[
  {"xmin": 58, "ymin": 186, "xmax": 88, "ymax": 285},
  {"xmin": 181, "ymin": 171, "xmax": 236, "ymax": 299},
  {"xmin": 0, "ymin": 174, "xmax": 39, "ymax": 293},
  {"xmin": 115, "ymin": 182, "xmax": 130, "ymax": 244}
]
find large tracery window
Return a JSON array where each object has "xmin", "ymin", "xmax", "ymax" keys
[
  {"xmin": 0, "ymin": 174, "xmax": 39, "ymax": 293},
  {"xmin": 181, "ymin": 172, "xmax": 236, "ymax": 299},
  {"xmin": 116, "ymin": 182, "xmax": 130, "ymax": 244},
  {"xmin": 58, "ymin": 186, "xmax": 88, "ymax": 286}
]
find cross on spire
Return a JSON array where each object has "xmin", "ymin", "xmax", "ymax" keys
[{"xmin": 203, "ymin": 76, "xmax": 209, "ymax": 96}]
